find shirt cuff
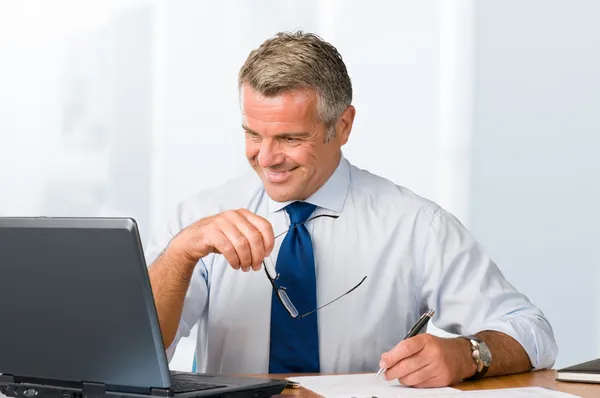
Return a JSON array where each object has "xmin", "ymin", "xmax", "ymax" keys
[
  {"xmin": 165, "ymin": 328, "xmax": 182, "ymax": 363},
  {"xmin": 474, "ymin": 315, "xmax": 557, "ymax": 370}
]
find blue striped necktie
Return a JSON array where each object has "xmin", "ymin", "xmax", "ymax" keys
[{"xmin": 268, "ymin": 201, "xmax": 319, "ymax": 373}]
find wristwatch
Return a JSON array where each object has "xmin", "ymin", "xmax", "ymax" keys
[{"xmin": 461, "ymin": 335, "xmax": 492, "ymax": 380}]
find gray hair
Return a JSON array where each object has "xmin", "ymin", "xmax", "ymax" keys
[{"xmin": 238, "ymin": 31, "xmax": 353, "ymax": 141}]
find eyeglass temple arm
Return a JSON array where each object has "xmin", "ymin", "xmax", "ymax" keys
[
  {"xmin": 296, "ymin": 275, "xmax": 368, "ymax": 319},
  {"xmin": 263, "ymin": 265, "xmax": 279, "ymax": 287},
  {"xmin": 273, "ymin": 213, "xmax": 339, "ymax": 240}
]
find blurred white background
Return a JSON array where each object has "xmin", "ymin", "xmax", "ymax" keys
[{"xmin": 1, "ymin": 0, "xmax": 598, "ymax": 372}]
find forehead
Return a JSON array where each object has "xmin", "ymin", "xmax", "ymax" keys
[{"xmin": 240, "ymin": 84, "xmax": 318, "ymax": 125}]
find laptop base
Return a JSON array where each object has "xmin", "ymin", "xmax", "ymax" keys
[{"xmin": 0, "ymin": 374, "xmax": 287, "ymax": 398}]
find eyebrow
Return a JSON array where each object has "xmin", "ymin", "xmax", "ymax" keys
[{"xmin": 241, "ymin": 125, "xmax": 312, "ymax": 138}]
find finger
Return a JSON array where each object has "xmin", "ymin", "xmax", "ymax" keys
[
  {"xmin": 384, "ymin": 347, "xmax": 430, "ymax": 381},
  {"xmin": 396, "ymin": 362, "xmax": 436, "ymax": 387},
  {"xmin": 214, "ymin": 219, "xmax": 252, "ymax": 271},
  {"xmin": 380, "ymin": 335, "xmax": 427, "ymax": 370},
  {"xmin": 223, "ymin": 210, "xmax": 265, "ymax": 271},
  {"xmin": 239, "ymin": 209, "xmax": 275, "ymax": 256},
  {"xmin": 210, "ymin": 229, "xmax": 242, "ymax": 270}
]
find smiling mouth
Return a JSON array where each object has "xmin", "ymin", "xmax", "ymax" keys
[{"xmin": 263, "ymin": 166, "xmax": 298, "ymax": 183}]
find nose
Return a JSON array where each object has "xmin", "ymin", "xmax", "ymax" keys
[{"xmin": 258, "ymin": 139, "xmax": 283, "ymax": 168}]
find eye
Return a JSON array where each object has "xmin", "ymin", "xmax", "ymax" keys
[
  {"xmin": 246, "ymin": 131, "xmax": 261, "ymax": 141},
  {"xmin": 284, "ymin": 137, "xmax": 299, "ymax": 144}
]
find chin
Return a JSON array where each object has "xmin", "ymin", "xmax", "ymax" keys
[
  {"xmin": 264, "ymin": 187, "xmax": 294, "ymax": 202},
  {"xmin": 263, "ymin": 183, "xmax": 302, "ymax": 202}
]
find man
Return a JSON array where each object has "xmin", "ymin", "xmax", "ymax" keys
[{"xmin": 146, "ymin": 31, "xmax": 557, "ymax": 388}]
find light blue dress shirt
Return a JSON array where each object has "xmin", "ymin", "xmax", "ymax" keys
[{"xmin": 144, "ymin": 156, "xmax": 557, "ymax": 375}]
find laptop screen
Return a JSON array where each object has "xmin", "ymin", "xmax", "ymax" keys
[{"xmin": 0, "ymin": 218, "xmax": 171, "ymax": 390}]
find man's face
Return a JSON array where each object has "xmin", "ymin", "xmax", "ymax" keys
[{"xmin": 241, "ymin": 84, "xmax": 354, "ymax": 202}]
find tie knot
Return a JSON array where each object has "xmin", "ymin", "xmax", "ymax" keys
[{"xmin": 285, "ymin": 201, "xmax": 317, "ymax": 225}]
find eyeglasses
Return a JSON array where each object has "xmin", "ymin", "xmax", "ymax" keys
[{"xmin": 263, "ymin": 213, "xmax": 368, "ymax": 319}]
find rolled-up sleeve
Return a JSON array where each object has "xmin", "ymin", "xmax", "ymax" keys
[
  {"xmin": 161, "ymin": 264, "xmax": 209, "ymax": 362},
  {"xmin": 418, "ymin": 207, "xmax": 558, "ymax": 369}
]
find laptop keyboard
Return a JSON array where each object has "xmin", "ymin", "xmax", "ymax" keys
[{"xmin": 170, "ymin": 374, "xmax": 227, "ymax": 393}]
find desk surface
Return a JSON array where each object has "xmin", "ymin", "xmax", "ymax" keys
[
  {"xmin": 269, "ymin": 370, "xmax": 600, "ymax": 397},
  {"xmin": 1, "ymin": 370, "xmax": 598, "ymax": 398}
]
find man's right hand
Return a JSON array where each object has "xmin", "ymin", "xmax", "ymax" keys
[{"xmin": 169, "ymin": 209, "xmax": 275, "ymax": 272}]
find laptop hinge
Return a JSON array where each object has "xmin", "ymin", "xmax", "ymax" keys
[
  {"xmin": 0, "ymin": 374, "xmax": 15, "ymax": 384},
  {"xmin": 149, "ymin": 388, "xmax": 171, "ymax": 397},
  {"xmin": 82, "ymin": 382, "xmax": 105, "ymax": 398}
]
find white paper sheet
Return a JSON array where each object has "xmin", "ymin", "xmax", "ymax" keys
[
  {"xmin": 287, "ymin": 373, "xmax": 460, "ymax": 397},
  {"xmin": 286, "ymin": 374, "xmax": 582, "ymax": 398},
  {"xmin": 449, "ymin": 387, "xmax": 579, "ymax": 397}
]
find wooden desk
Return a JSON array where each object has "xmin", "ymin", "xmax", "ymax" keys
[{"xmin": 268, "ymin": 370, "xmax": 600, "ymax": 397}]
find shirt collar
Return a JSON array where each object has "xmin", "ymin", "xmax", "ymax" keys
[{"xmin": 267, "ymin": 155, "xmax": 350, "ymax": 214}]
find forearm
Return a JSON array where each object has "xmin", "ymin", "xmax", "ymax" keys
[
  {"xmin": 475, "ymin": 330, "xmax": 532, "ymax": 377},
  {"xmin": 148, "ymin": 245, "xmax": 196, "ymax": 348}
]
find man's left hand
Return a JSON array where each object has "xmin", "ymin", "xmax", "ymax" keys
[{"xmin": 379, "ymin": 334, "xmax": 477, "ymax": 388}]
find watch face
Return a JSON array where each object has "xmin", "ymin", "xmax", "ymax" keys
[{"xmin": 478, "ymin": 341, "xmax": 492, "ymax": 366}]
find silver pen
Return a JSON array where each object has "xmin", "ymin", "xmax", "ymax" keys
[{"xmin": 374, "ymin": 309, "xmax": 435, "ymax": 379}]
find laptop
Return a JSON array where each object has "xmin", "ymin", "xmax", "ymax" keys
[{"xmin": 0, "ymin": 217, "xmax": 286, "ymax": 398}]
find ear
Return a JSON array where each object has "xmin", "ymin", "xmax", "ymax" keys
[{"xmin": 335, "ymin": 105, "xmax": 356, "ymax": 146}]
